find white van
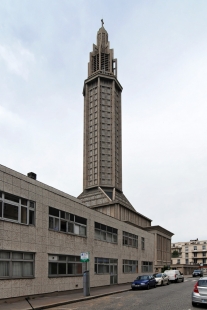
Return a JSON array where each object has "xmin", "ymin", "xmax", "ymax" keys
[{"xmin": 164, "ymin": 270, "xmax": 184, "ymax": 283}]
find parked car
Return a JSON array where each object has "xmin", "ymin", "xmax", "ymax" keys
[
  {"xmin": 131, "ymin": 275, "xmax": 157, "ymax": 290},
  {"xmin": 164, "ymin": 270, "xmax": 184, "ymax": 283},
  {"xmin": 192, "ymin": 270, "xmax": 203, "ymax": 277},
  {"xmin": 192, "ymin": 277, "xmax": 207, "ymax": 307},
  {"xmin": 153, "ymin": 273, "xmax": 170, "ymax": 286}
]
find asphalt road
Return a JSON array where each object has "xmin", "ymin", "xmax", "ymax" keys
[{"xmin": 49, "ymin": 278, "xmax": 207, "ymax": 310}]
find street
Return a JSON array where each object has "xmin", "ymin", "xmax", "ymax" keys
[{"xmin": 49, "ymin": 278, "xmax": 206, "ymax": 310}]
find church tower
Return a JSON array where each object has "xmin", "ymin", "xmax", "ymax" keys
[{"xmin": 78, "ymin": 22, "xmax": 151, "ymax": 228}]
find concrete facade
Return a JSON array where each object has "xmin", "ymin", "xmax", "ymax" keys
[
  {"xmin": 0, "ymin": 23, "xmax": 173, "ymax": 300},
  {"xmin": 0, "ymin": 164, "xmax": 155, "ymax": 299}
]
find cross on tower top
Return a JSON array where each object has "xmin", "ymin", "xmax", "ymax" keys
[{"xmin": 101, "ymin": 19, "xmax": 104, "ymax": 27}]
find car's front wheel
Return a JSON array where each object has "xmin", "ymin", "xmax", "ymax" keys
[
  {"xmin": 154, "ymin": 283, "xmax": 157, "ymax": 288},
  {"xmin": 147, "ymin": 284, "xmax": 150, "ymax": 290}
]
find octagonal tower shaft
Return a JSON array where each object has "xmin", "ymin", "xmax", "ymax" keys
[{"xmin": 83, "ymin": 25, "xmax": 122, "ymax": 194}]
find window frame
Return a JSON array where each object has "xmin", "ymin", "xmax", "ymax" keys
[
  {"xmin": 49, "ymin": 207, "xmax": 87, "ymax": 237},
  {"xmin": 0, "ymin": 250, "xmax": 35, "ymax": 279},
  {"xmin": 0, "ymin": 191, "xmax": 35, "ymax": 226},
  {"xmin": 94, "ymin": 257, "xmax": 118, "ymax": 275},
  {"xmin": 123, "ymin": 231, "xmax": 138, "ymax": 248},
  {"xmin": 123, "ymin": 260, "xmax": 138, "ymax": 273},
  {"xmin": 48, "ymin": 254, "xmax": 82, "ymax": 277},
  {"xmin": 95, "ymin": 222, "xmax": 117, "ymax": 244},
  {"xmin": 141, "ymin": 261, "xmax": 153, "ymax": 273}
]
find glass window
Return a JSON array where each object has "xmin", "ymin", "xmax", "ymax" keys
[
  {"xmin": 0, "ymin": 191, "xmax": 35, "ymax": 226},
  {"xmin": 49, "ymin": 255, "xmax": 82, "ymax": 277},
  {"xmin": 123, "ymin": 260, "xmax": 138, "ymax": 273},
  {"xmin": 95, "ymin": 222, "xmax": 117, "ymax": 244},
  {"xmin": 0, "ymin": 251, "xmax": 34, "ymax": 279},
  {"xmin": 141, "ymin": 261, "xmax": 153, "ymax": 273},
  {"xmin": 49, "ymin": 207, "xmax": 87, "ymax": 237},
  {"xmin": 123, "ymin": 231, "xmax": 138, "ymax": 248},
  {"xmin": 94, "ymin": 257, "xmax": 117, "ymax": 274}
]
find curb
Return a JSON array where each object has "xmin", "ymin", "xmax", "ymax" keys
[{"xmin": 25, "ymin": 288, "xmax": 131, "ymax": 310}]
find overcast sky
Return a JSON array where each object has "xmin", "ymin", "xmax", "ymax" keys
[{"xmin": 0, "ymin": 0, "xmax": 207, "ymax": 243}]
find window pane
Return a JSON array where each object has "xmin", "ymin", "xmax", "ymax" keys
[
  {"xmin": 74, "ymin": 224, "xmax": 80, "ymax": 235},
  {"xmin": 75, "ymin": 216, "xmax": 87, "ymax": 225},
  {"xmin": 29, "ymin": 201, "xmax": 35, "ymax": 209},
  {"xmin": 60, "ymin": 211, "xmax": 65, "ymax": 219},
  {"xmin": 49, "ymin": 207, "xmax": 59, "ymax": 217},
  {"xmin": 60, "ymin": 220, "xmax": 67, "ymax": 232},
  {"xmin": 49, "ymin": 217, "xmax": 54, "ymax": 229},
  {"xmin": 5, "ymin": 193, "xmax": 19, "ymax": 203},
  {"xmin": 12, "ymin": 252, "xmax": 23, "ymax": 259},
  {"xmin": 75, "ymin": 263, "xmax": 82, "ymax": 275},
  {"xmin": 59, "ymin": 256, "xmax": 67, "ymax": 261},
  {"xmin": 49, "ymin": 263, "xmax": 57, "ymax": 275},
  {"xmin": 12, "ymin": 262, "xmax": 22, "ymax": 277},
  {"xmin": 24, "ymin": 254, "xmax": 33, "ymax": 260},
  {"xmin": 79, "ymin": 226, "xmax": 86, "ymax": 236},
  {"xmin": 58, "ymin": 263, "xmax": 66, "ymax": 274},
  {"xmin": 0, "ymin": 201, "xmax": 2, "ymax": 217},
  {"xmin": 0, "ymin": 262, "xmax": 9, "ymax": 276},
  {"xmin": 23, "ymin": 262, "xmax": 33, "ymax": 276},
  {"xmin": 68, "ymin": 222, "xmax": 74, "ymax": 233},
  {"xmin": 21, "ymin": 206, "xmax": 27, "ymax": 224},
  {"xmin": 54, "ymin": 218, "xmax": 59, "ymax": 231},
  {"xmin": 29, "ymin": 210, "xmax": 34, "ymax": 225},
  {"xmin": 0, "ymin": 251, "xmax": 10, "ymax": 259},
  {"xmin": 4, "ymin": 203, "xmax": 18, "ymax": 221},
  {"xmin": 68, "ymin": 263, "xmax": 75, "ymax": 274},
  {"xmin": 21, "ymin": 198, "xmax": 27, "ymax": 206}
]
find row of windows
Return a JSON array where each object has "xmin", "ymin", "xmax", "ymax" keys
[
  {"xmin": 0, "ymin": 192, "xmax": 146, "ymax": 250},
  {"xmin": 0, "ymin": 251, "xmax": 153, "ymax": 279}
]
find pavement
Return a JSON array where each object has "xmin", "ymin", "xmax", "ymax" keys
[{"xmin": 0, "ymin": 283, "xmax": 131, "ymax": 310}]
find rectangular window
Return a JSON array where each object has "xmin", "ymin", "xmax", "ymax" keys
[
  {"xmin": 95, "ymin": 222, "xmax": 117, "ymax": 244},
  {"xmin": 186, "ymin": 259, "xmax": 189, "ymax": 264},
  {"xmin": 141, "ymin": 237, "xmax": 145, "ymax": 250},
  {"xmin": 94, "ymin": 257, "xmax": 118, "ymax": 274},
  {"xmin": 49, "ymin": 207, "xmax": 87, "ymax": 237},
  {"xmin": 48, "ymin": 255, "xmax": 82, "ymax": 277},
  {"xmin": 123, "ymin": 231, "xmax": 138, "ymax": 248},
  {"xmin": 203, "ymin": 252, "xmax": 206, "ymax": 257},
  {"xmin": 123, "ymin": 260, "xmax": 138, "ymax": 273},
  {"xmin": 194, "ymin": 246, "xmax": 197, "ymax": 250},
  {"xmin": 185, "ymin": 246, "xmax": 188, "ymax": 252},
  {"xmin": 185, "ymin": 253, "xmax": 188, "ymax": 258},
  {"xmin": 0, "ymin": 250, "xmax": 34, "ymax": 279},
  {"xmin": 177, "ymin": 259, "xmax": 180, "ymax": 264},
  {"xmin": 203, "ymin": 245, "xmax": 206, "ymax": 250},
  {"xmin": 0, "ymin": 191, "xmax": 35, "ymax": 226},
  {"xmin": 141, "ymin": 261, "xmax": 153, "ymax": 273}
]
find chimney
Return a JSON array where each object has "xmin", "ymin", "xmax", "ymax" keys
[{"xmin": 27, "ymin": 172, "xmax": 37, "ymax": 180}]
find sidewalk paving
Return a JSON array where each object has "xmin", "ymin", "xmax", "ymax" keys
[{"xmin": 0, "ymin": 283, "xmax": 131, "ymax": 310}]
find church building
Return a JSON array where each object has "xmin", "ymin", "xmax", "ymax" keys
[{"xmin": 0, "ymin": 23, "xmax": 173, "ymax": 300}]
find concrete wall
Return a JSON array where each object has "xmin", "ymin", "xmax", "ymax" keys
[{"xmin": 0, "ymin": 164, "xmax": 154, "ymax": 299}]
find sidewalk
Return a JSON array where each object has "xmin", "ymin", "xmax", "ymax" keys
[{"xmin": 0, "ymin": 283, "xmax": 131, "ymax": 310}]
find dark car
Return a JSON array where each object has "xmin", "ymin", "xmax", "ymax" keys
[
  {"xmin": 131, "ymin": 275, "xmax": 157, "ymax": 290},
  {"xmin": 192, "ymin": 270, "xmax": 203, "ymax": 277}
]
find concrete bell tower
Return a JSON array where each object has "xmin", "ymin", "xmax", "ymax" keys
[{"xmin": 78, "ymin": 22, "xmax": 150, "ymax": 227}]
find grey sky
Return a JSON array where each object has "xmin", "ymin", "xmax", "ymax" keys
[{"xmin": 0, "ymin": 0, "xmax": 207, "ymax": 242}]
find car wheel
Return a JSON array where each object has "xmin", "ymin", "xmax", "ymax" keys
[
  {"xmin": 192, "ymin": 301, "xmax": 197, "ymax": 307},
  {"xmin": 154, "ymin": 283, "xmax": 157, "ymax": 288},
  {"xmin": 167, "ymin": 280, "xmax": 170, "ymax": 285},
  {"xmin": 182, "ymin": 278, "xmax": 184, "ymax": 282},
  {"xmin": 161, "ymin": 281, "xmax": 163, "ymax": 286},
  {"xmin": 147, "ymin": 284, "xmax": 150, "ymax": 290},
  {"xmin": 175, "ymin": 278, "xmax": 178, "ymax": 283}
]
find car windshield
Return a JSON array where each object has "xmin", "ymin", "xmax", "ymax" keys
[
  {"xmin": 198, "ymin": 280, "xmax": 207, "ymax": 287},
  {"xmin": 155, "ymin": 273, "xmax": 162, "ymax": 278},
  {"xmin": 137, "ymin": 276, "xmax": 149, "ymax": 280}
]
